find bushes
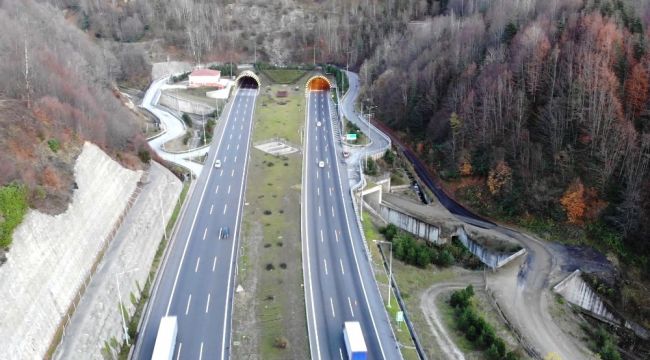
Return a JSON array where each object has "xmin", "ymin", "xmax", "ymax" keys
[
  {"xmin": 593, "ymin": 326, "xmax": 621, "ymax": 360},
  {"xmin": 47, "ymin": 139, "xmax": 61, "ymax": 153},
  {"xmin": 379, "ymin": 225, "xmax": 461, "ymax": 268},
  {"xmin": 0, "ymin": 183, "xmax": 28, "ymax": 248},
  {"xmin": 181, "ymin": 113, "xmax": 192, "ymax": 128},
  {"xmin": 449, "ymin": 286, "xmax": 520, "ymax": 360}
]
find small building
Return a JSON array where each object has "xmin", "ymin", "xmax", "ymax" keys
[{"xmin": 189, "ymin": 69, "xmax": 222, "ymax": 88}]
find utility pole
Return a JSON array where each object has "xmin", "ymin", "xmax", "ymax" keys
[
  {"xmin": 115, "ymin": 268, "xmax": 139, "ymax": 346},
  {"xmin": 374, "ymin": 240, "xmax": 393, "ymax": 308},
  {"xmin": 202, "ymin": 113, "xmax": 206, "ymax": 145}
]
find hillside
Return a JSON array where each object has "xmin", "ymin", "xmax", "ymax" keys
[{"xmin": 0, "ymin": 0, "xmax": 152, "ymax": 247}]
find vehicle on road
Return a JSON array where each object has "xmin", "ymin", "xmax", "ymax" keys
[
  {"xmin": 151, "ymin": 316, "xmax": 177, "ymax": 360},
  {"xmin": 342, "ymin": 150, "xmax": 350, "ymax": 158},
  {"xmin": 220, "ymin": 226, "xmax": 230, "ymax": 239},
  {"xmin": 343, "ymin": 321, "xmax": 368, "ymax": 360},
  {"xmin": 317, "ymin": 121, "xmax": 322, "ymax": 127},
  {"xmin": 318, "ymin": 160, "xmax": 325, "ymax": 168},
  {"xmin": 214, "ymin": 159, "xmax": 222, "ymax": 168}
]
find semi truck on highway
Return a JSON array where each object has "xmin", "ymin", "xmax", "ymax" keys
[
  {"xmin": 343, "ymin": 321, "xmax": 368, "ymax": 360},
  {"xmin": 151, "ymin": 316, "xmax": 178, "ymax": 360}
]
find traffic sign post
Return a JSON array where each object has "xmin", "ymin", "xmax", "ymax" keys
[
  {"xmin": 346, "ymin": 133, "xmax": 357, "ymax": 140},
  {"xmin": 396, "ymin": 311, "xmax": 404, "ymax": 331}
]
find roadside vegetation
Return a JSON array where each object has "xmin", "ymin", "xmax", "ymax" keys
[
  {"xmin": 255, "ymin": 63, "xmax": 311, "ymax": 84},
  {"xmin": 0, "ymin": 184, "xmax": 28, "ymax": 248},
  {"xmin": 324, "ymin": 64, "xmax": 349, "ymax": 94},
  {"xmin": 448, "ymin": 286, "xmax": 520, "ymax": 360}
]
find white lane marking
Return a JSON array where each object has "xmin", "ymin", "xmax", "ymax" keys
[
  {"xmin": 316, "ymin": 170, "xmax": 319, "ymax": 179},
  {"xmin": 223, "ymin": 204, "xmax": 228, "ymax": 215},
  {"xmin": 205, "ymin": 293, "xmax": 211, "ymax": 313},
  {"xmin": 224, "ymin": 156, "xmax": 228, "ymax": 163},
  {"xmin": 228, "ymin": 185, "xmax": 231, "ymax": 194},
  {"xmin": 210, "ymin": 204, "xmax": 214, "ymax": 214},
  {"xmin": 240, "ymin": 124, "xmax": 243, "ymax": 130},
  {"xmin": 320, "ymin": 229, "xmax": 324, "ymax": 243},
  {"xmin": 323, "ymin": 258, "xmax": 328, "ymax": 275},
  {"xmin": 303, "ymin": 92, "xmax": 322, "ymax": 359},
  {"xmin": 335, "ymin": 230, "xmax": 339, "ymax": 243},
  {"xmin": 330, "ymin": 297, "xmax": 336, "ymax": 318},
  {"xmin": 203, "ymin": 228, "xmax": 207, "ymax": 240},
  {"xmin": 317, "ymin": 187, "xmax": 320, "ymax": 197},
  {"xmin": 231, "ymin": 169, "xmax": 235, "ymax": 177},
  {"xmin": 339, "ymin": 348, "xmax": 344, "ymax": 360},
  {"xmin": 237, "ymin": 144, "xmax": 240, "ymax": 150},
  {"xmin": 340, "ymin": 258, "xmax": 345, "ymax": 275},
  {"xmin": 176, "ymin": 343, "xmax": 182, "ymax": 360},
  {"xmin": 215, "ymin": 185, "xmax": 219, "ymax": 194},
  {"xmin": 185, "ymin": 294, "xmax": 192, "ymax": 315},
  {"xmin": 199, "ymin": 342, "xmax": 204, "ymax": 360},
  {"xmin": 331, "ymin": 206, "xmax": 335, "ymax": 218},
  {"xmin": 161, "ymin": 88, "xmax": 241, "ymax": 318},
  {"xmin": 234, "ymin": 156, "xmax": 238, "ymax": 163},
  {"xmin": 318, "ymin": 206, "xmax": 321, "ymax": 217},
  {"xmin": 212, "ymin": 256, "xmax": 217, "ymax": 272},
  {"xmin": 195, "ymin": 257, "xmax": 200, "ymax": 272},
  {"xmin": 221, "ymin": 89, "xmax": 257, "ymax": 360},
  {"xmin": 227, "ymin": 144, "xmax": 230, "ymax": 150},
  {"xmin": 229, "ymin": 133, "xmax": 233, "ymax": 140},
  {"xmin": 220, "ymin": 169, "xmax": 224, "ymax": 177},
  {"xmin": 238, "ymin": 134, "xmax": 242, "ymax": 140},
  {"xmin": 327, "ymin": 171, "xmax": 330, "ymax": 179},
  {"xmin": 330, "ymin": 187, "xmax": 333, "ymax": 196},
  {"xmin": 348, "ymin": 297, "xmax": 355, "ymax": 317}
]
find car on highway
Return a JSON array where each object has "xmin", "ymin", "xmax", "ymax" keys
[
  {"xmin": 318, "ymin": 161, "xmax": 325, "ymax": 168},
  {"xmin": 317, "ymin": 121, "xmax": 322, "ymax": 127},
  {"xmin": 220, "ymin": 226, "xmax": 230, "ymax": 239},
  {"xmin": 214, "ymin": 159, "xmax": 222, "ymax": 168}
]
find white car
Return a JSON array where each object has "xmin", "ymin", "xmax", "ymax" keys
[
  {"xmin": 317, "ymin": 121, "xmax": 322, "ymax": 127},
  {"xmin": 214, "ymin": 159, "xmax": 222, "ymax": 168},
  {"xmin": 318, "ymin": 161, "xmax": 325, "ymax": 168}
]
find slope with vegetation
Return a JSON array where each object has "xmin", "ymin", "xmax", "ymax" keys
[
  {"xmin": 361, "ymin": 0, "xmax": 650, "ymax": 329},
  {"xmin": 0, "ymin": 0, "xmax": 152, "ymax": 247}
]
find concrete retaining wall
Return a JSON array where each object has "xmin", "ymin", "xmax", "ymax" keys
[
  {"xmin": 553, "ymin": 270, "xmax": 650, "ymax": 340},
  {"xmin": 379, "ymin": 203, "xmax": 441, "ymax": 244},
  {"xmin": 455, "ymin": 227, "xmax": 525, "ymax": 269},
  {"xmin": 159, "ymin": 92, "xmax": 215, "ymax": 116},
  {"xmin": 54, "ymin": 162, "xmax": 182, "ymax": 359},
  {"xmin": 0, "ymin": 142, "xmax": 143, "ymax": 359}
]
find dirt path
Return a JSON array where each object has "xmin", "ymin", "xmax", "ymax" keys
[{"xmin": 419, "ymin": 274, "xmax": 484, "ymax": 360}]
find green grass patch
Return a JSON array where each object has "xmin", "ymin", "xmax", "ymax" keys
[
  {"xmin": 0, "ymin": 183, "xmax": 28, "ymax": 248},
  {"xmin": 261, "ymin": 69, "xmax": 307, "ymax": 84},
  {"xmin": 256, "ymin": 85, "xmax": 305, "ymax": 143}
]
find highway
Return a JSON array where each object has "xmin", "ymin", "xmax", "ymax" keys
[
  {"xmin": 302, "ymin": 89, "xmax": 402, "ymax": 360},
  {"xmin": 133, "ymin": 82, "xmax": 258, "ymax": 360}
]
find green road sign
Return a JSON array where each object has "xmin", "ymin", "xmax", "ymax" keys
[
  {"xmin": 346, "ymin": 133, "xmax": 357, "ymax": 140},
  {"xmin": 396, "ymin": 311, "xmax": 404, "ymax": 322}
]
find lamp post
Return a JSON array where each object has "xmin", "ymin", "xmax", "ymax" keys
[
  {"xmin": 116, "ymin": 267, "xmax": 139, "ymax": 345},
  {"xmin": 374, "ymin": 240, "xmax": 393, "ymax": 308}
]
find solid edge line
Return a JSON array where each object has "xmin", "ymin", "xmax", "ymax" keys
[
  {"xmin": 302, "ymin": 91, "xmax": 322, "ymax": 360},
  {"xmin": 222, "ymin": 88, "xmax": 258, "ymax": 360},
  {"xmin": 327, "ymin": 91, "xmax": 388, "ymax": 359}
]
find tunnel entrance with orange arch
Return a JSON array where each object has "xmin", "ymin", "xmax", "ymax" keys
[
  {"xmin": 305, "ymin": 75, "xmax": 332, "ymax": 93},
  {"xmin": 235, "ymin": 70, "xmax": 260, "ymax": 89}
]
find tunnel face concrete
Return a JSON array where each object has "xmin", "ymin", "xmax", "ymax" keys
[
  {"xmin": 306, "ymin": 76, "xmax": 331, "ymax": 91},
  {"xmin": 235, "ymin": 70, "xmax": 260, "ymax": 89}
]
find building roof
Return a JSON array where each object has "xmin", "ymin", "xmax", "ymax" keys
[{"xmin": 190, "ymin": 68, "xmax": 221, "ymax": 77}]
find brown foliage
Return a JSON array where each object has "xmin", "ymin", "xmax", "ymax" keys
[
  {"xmin": 487, "ymin": 161, "xmax": 512, "ymax": 196},
  {"xmin": 560, "ymin": 179, "xmax": 586, "ymax": 224},
  {"xmin": 625, "ymin": 62, "xmax": 649, "ymax": 119},
  {"xmin": 41, "ymin": 166, "xmax": 62, "ymax": 189}
]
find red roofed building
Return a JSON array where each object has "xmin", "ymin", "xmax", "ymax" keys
[{"xmin": 189, "ymin": 68, "xmax": 222, "ymax": 88}]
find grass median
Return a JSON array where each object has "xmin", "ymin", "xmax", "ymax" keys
[{"xmin": 232, "ymin": 83, "xmax": 307, "ymax": 359}]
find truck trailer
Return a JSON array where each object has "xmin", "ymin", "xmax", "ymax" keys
[
  {"xmin": 151, "ymin": 316, "xmax": 178, "ymax": 360},
  {"xmin": 343, "ymin": 321, "xmax": 368, "ymax": 360}
]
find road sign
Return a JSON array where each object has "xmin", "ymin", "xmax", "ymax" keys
[
  {"xmin": 396, "ymin": 311, "xmax": 404, "ymax": 323},
  {"xmin": 346, "ymin": 133, "xmax": 357, "ymax": 140}
]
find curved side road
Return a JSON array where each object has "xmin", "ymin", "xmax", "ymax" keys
[{"xmin": 142, "ymin": 77, "xmax": 213, "ymax": 176}]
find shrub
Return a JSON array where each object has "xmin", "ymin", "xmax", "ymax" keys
[
  {"xmin": 273, "ymin": 336, "xmax": 288, "ymax": 349},
  {"xmin": 138, "ymin": 148, "xmax": 151, "ymax": 163},
  {"xmin": 182, "ymin": 113, "xmax": 192, "ymax": 128},
  {"xmin": 0, "ymin": 184, "xmax": 28, "ymax": 248},
  {"xmin": 47, "ymin": 138, "xmax": 61, "ymax": 153}
]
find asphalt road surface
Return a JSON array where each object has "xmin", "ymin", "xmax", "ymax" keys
[
  {"xmin": 302, "ymin": 90, "xmax": 402, "ymax": 360},
  {"xmin": 133, "ymin": 84, "xmax": 258, "ymax": 360}
]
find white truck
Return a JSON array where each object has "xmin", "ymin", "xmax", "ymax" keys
[
  {"xmin": 343, "ymin": 321, "xmax": 368, "ymax": 360},
  {"xmin": 151, "ymin": 316, "xmax": 178, "ymax": 360}
]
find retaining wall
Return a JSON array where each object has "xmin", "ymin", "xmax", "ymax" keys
[
  {"xmin": 159, "ymin": 92, "xmax": 215, "ymax": 116},
  {"xmin": 455, "ymin": 227, "xmax": 525, "ymax": 269},
  {"xmin": 0, "ymin": 142, "xmax": 143, "ymax": 359},
  {"xmin": 379, "ymin": 203, "xmax": 442, "ymax": 245}
]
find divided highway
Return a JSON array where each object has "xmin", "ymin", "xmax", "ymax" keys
[
  {"xmin": 302, "ymin": 89, "xmax": 402, "ymax": 360},
  {"xmin": 133, "ymin": 84, "xmax": 258, "ymax": 360}
]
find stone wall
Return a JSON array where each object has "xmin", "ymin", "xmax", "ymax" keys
[
  {"xmin": 54, "ymin": 162, "xmax": 181, "ymax": 359},
  {"xmin": 0, "ymin": 142, "xmax": 142, "ymax": 359}
]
